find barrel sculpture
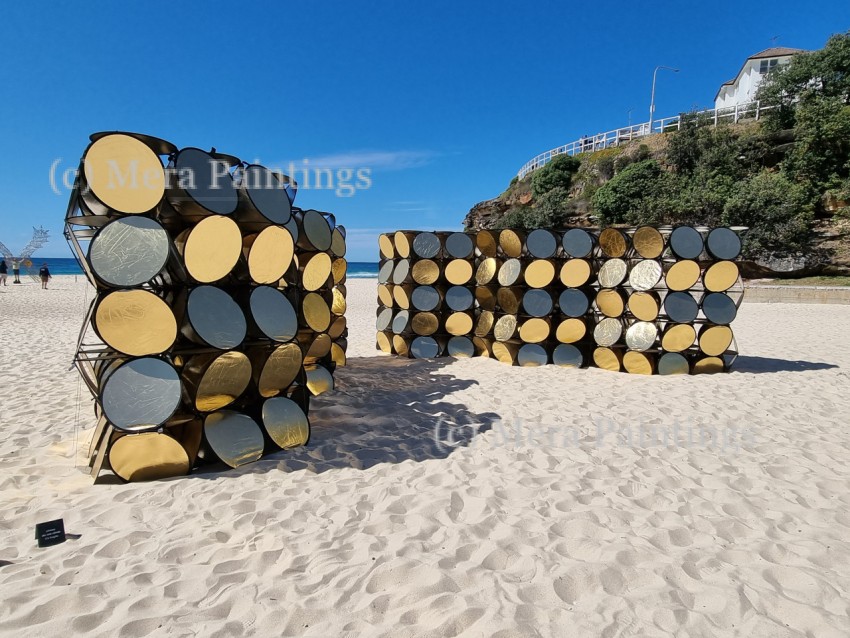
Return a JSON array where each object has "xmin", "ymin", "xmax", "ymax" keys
[
  {"xmin": 65, "ymin": 131, "xmax": 346, "ymax": 482},
  {"xmin": 377, "ymin": 226, "xmax": 743, "ymax": 374}
]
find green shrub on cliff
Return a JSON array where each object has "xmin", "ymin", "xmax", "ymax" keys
[{"xmin": 531, "ymin": 154, "xmax": 581, "ymax": 197}]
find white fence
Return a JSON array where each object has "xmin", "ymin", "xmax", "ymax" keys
[{"xmin": 516, "ymin": 100, "xmax": 774, "ymax": 179}]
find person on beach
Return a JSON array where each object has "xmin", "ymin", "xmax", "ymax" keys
[
  {"xmin": 0, "ymin": 259, "xmax": 7, "ymax": 286},
  {"xmin": 39, "ymin": 263, "xmax": 51, "ymax": 289},
  {"xmin": 11, "ymin": 259, "xmax": 21, "ymax": 284}
]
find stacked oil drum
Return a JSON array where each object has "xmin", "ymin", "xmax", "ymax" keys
[
  {"xmin": 64, "ymin": 131, "xmax": 346, "ymax": 482},
  {"xmin": 377, "ymin": 225, "xmax": 743, "ymax": 374},
  {"xmin": 376, "ymin": 230, "xmax": 478, "ymax": 358}
]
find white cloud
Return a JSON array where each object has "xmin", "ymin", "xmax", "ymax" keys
[{"xmin": 285, "ymin": 150, "xmax": 436, "ymax": 171}]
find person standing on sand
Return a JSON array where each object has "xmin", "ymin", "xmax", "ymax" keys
[
  {"xmin": 0, "ymin": 259, "xmax": 7, "ymax": 285},
  {"xmin": 39, "ymin": 263, "xmax": 51, "ymax": 289},
  {"xmin": 11, "ymin": 259, "xmax": 21, "ymax": 284}
]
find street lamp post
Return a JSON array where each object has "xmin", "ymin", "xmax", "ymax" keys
[{"xmin": 649, "ymin": 65, "xmax": 679, "ymax": 133}]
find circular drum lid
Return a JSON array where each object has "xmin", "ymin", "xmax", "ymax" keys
[
  {"xmin": 194, "ymin": 351, "xmax": 252, "ymax": 411},
  {"xmin": 632, "ymin": 226, "xmax": 665, "ymax": 259},
  {"xmin": 188, "ymin": 286, "xmax": 246, "ymax": 349},
  {"xmin": 378, "ymin": 260, "xmax": 394, "ymax": 283},
  {"xmin": 89, "ymin": 130, "xmax": 178, "ymax": 156},
  {"xmin": 84, "ymin": 134, "xmax": 165, "ymax": 213},
  {"xmin": 593, "ymin": 347, "xmax": 622, "ymax": 371},
  {"xmin": 665, "ymin": 260, "xmax": 701, "ymax": 291},
  {"xmin": 559, "ymin": 288, "xmax": 590, "ymax": 317},
  {"xmin": 445, "ymin": 286, "xmax": 474, "ymax": 311},
  {"xmin": 447, "ymin": 336, "xmax": 475, "ymax": 357},
  {"xmin": 302, "ymin": 210, "xmax": 333, "ymax": 251},
  {"xmin": 593, "ymin": 317, "xmax": 623, "ymax": 347},
  {"xmin": 628, "ymin": 260, "xmax": 662, "ymax": 291},
  {"xmin": 250, "ymin": 286, "xmax": 298, "ymax": 342},
  {"xmin": 94, "ymin": 289, "xmax": 177, "ymax": 356},
  {"xmin": 411, "ymin": 286, "xmax": 441, "ymax": 311},
  {"xmin": 556, "ymin": 318, "xmax": 586, "ymax": 343},
  {"xmin": 562, "ymin": 228, "xmax": 593, "ymax": 258},
  {"xmin": 411, "ymin": 259, "xmax": 439, "ymax": 285},
  {"xmin": 262, "ymin": 397, "xmax": 310, "ymax": 449},
  {"xmin": 519, "ymin": 318, "xmax": 549, "ymax": 343},
  {"xmin": 553, "ymin": 344, "xmax": 583, "ymax": 368},
  {"xmin": 392, "ymin": 309, "xmax": 410, "ymax": 334},
  {"xmin": 242, "ymin": 164, "xmax": 292, "ymax": 224},
  {"xmin": 411, "ymin": 336, "xmax": 440, "ymax": 358},
  {"xmin": 301, "ymin": 252, "xmax": 332, "ymax": 291},
  {"xmin": 526, "ymin": 229, "xmax": 557, "ymax": 258},
  {"xmin": 445, "ymin": 312, "xmax": 473, "ymax": 336},
  {"xmin": 89, "ymin": 216, "xmax": 170, "ymax": 287},
  {"xmin": 475, "ymin": 258, "xmax": 498, "ymax": 285},
  {"xmin": 599, "ymin": 228, "xmax": 628, "ymax": 258},
  {"xmin": 412, "ymin": 232, "xmax": 441, "ymax": 258},
  {"xmin": 109, "ymin": 433, "xmax": 190, "ymax": 482},
  {"xmin": 669, "ymin": 226, "xmax": 704, "ymax": 259},
  {"xmin": 703, "ymin": 261, "xmax": 739, "ymax": 292},
  {"xmin": 623, "ymin": 351, "xmax": 654, "ymax": 375},
  {"xmin": 173, "ymin": 148, "xmax": 238, "ymax": 215},
  {"xmin": 392, "ymin": 259, "xmax": 411, "ymax": 285},
  {"xmin": 523, "ymin": 289, "xmax": 553, "ymax": 317},
  {"xmin": 560, "ymin": 259, "xmax": 592, "ymax": 287},
  {"xmin": 376, "ymin": 307, "xmax": 394, "ymax": 331},
  {"xmin": 628, "ymin": 292, "xmax": 660, "ymax": 321},
  {"xmin": 706, "ymin": 227, "xmax": 742, "ymax": 260},
  {"xmin": 518, "ymin": 344, "xmax": 547, "ymax": 367},
  {"xmin": 379, "ymin": 234, "xmax": 395, "ymax": 259},
  {"xmin": 248, "ymin": 225, "xmax": 294, "ymax": 284},
  {"xmin": 525, "ymin": 260, "xmax": 555, "ymax": 288},
  {"xmin": 664, "ymin": 292, "xmax": 699, "ymax": 324},
  {"xmin": 203, "ymin": 411, "xmax": 265, "ymax": 468},
  {"xmin": 701, "ymin": 292, "xmax": 737, "ymax": 325},
  {"xmin": 658, "ymin": 352, "xmax": 690, "ymax": 375},
  {"xmin": 445, "ymin": 232, "xmax": 474, "ymax": 258},
  {"xmin": 257, "ymin": 342, "xmax": 303, "ymax": 398},
  {"xmin": 625, "ymin": 321, "xmax": 658, "ymax": 351},
  {"xmin": 412, "ymin": 312, "xmax": 439, "ymax": 336},
  {"xmin": 102, "ymin": 357, "xmax": 181, "ymax": 432},
  {"xmin": 598, "ymin": 259, "xmax": 628, "ymax": 288},
  {"xmin": 183, "ymin": 215, "xmax": 243, "ymax": 283},
  {"xmin": 445, "ymin": 259, "xmax": 473, "ymax": 285}
]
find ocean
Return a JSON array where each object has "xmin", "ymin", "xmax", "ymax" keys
[{"xmin": 11, "ymin": 258, "xmax": 380, "ymax": 278}]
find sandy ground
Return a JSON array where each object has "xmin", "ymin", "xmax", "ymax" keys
[{"xmin": 1, "ymin": 276, "xmax": 850, "ymax": 637}]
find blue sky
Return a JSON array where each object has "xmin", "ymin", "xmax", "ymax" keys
[{"xmin": 1, "ymin": 1, "xmax": 847, "ymax": 261}]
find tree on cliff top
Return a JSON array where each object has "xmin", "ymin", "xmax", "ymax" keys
[{"xmin": 531, "ymin": 154, "xmax": 581, "ymax": 197}]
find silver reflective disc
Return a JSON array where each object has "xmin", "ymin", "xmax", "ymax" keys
[
  {"xmin": 102, "ymin": 358, "xmax": 181, "ymax": 432},
  {"xmin": 527, "ymin": 229, "xmax": 557, "ymax": 258},
  {"xmin": 174, "ymin": 148, "xmax": 238, "ymax": 215},
  {"xmin": 523, "ymin": 289, "xmax": 553, "ymax": 317},
  {"xmin": 302, "ymin": 210, "xmax": 332, "ymax": 251},
  {"xmin": 242, "ymin": 165, "xmax": 292, "ymax": 224},
  {"xmin": 706, "ymin": 227, "xmax": 742, "ymax": 260},
  {"xmin": 411, "ymin": 286, "xmax": 441, "ymax": 311},
  {"xmin": 553, "ymin": 344, "xmax": 583, "ymax": 368},
  {"xmin": 664, "ymin": 292, "xmax": 699, "ymax": 323},
  {"xmin": 412, "ymin": 232, "xmax": 441, "ymax": 258},
  {"xmin": 669, "ymin": 226, "xmax": 704, "ymax": 259},
  {"xmin": 598, "ymin": 259, "xmax": 628, "ymax": 288},
  {"xmin": 376, "ymin": 307, "xmax": 394, "ymax": 331},
  {"xmin": 411, "ymin": 336, "xmax": 440, "ymax": 358},
  {"xmin": 188, "ymin": 286, "xmax": 247, "ymax": 348},
  {"xmin": 392, "ymin": 310, "xmax": 410, "ymax": 334},
  {"xmin": 701, "ymin": 292, "xmax": 737, "ymax": 325},
  {"xmin": 593, "ymin": 317, "xmax": 623, "ymax": 347},
  {"xmin": 378, "ymin": 260, "xmax": 394, "ymax": 283},
  {"xmin": 203, "ymin": 410, "xmax": 264, "ymax": 468},
  {"xmin": 518, "ymin": 344, "xmax": 547, "ymax": 367},
  {"xmin": 628, "ymin": 260, "xmax": 662, "ymax": 291},
  {"xmin": 392, "ymin": 259, "xmax": 410, "ymax": 285},
  {"xmin": 559, "ymin": 288, "xmax": 590, "ymax": 317},
  {"xmin": 625, "ymin": 321, "xmax": 658, "ymax": 351},
  {"xmin": 250, "ymin": 286, "xmax": 298, "ymax": 342},
  {"xmin": 445, "ymin": 286, "xmax": 474, "ymax": 311},
  {"xmin": 498, "ymin": 259, "xmax": 522, "ymax": 286},
  {"xmin": 445, "ymin": 232, "xmax": 474, "ymax": 258},
  {"xmin": 447, "ymin": 336, "xmax": 475, "ymax": 358},
  {"xmin": 562, "ymin": 228, "xmax": 593, "ymax": 258},
  {"xmin": 658, "ymin": 352, "xmax": 690, "ymax": 375},
  {"xmin": 89, "ymin": 216, "xmax": 170, "ymax": 287}
]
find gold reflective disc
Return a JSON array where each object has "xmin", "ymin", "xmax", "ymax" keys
[
  {"xmin": 623, "ymin": 351, "xmax": 654, "ymax": 375},
  {"xmin": 666, "ymin": 260, "xmax": 701, "ymax": 291},
  {"xmin": 394, "ymin": 231, "xmax": 412, "ymax": 257},
  {"xmin": 307, "ymin": 333, "xmax": 332, "ymax": 358},
  {"xmin": 262, "ymin": 397, "xmax": 309, "ymax": 449},
  {"xmin": 598, "ymin": 258, "xmax": 628, "ymax": 288},
  {"xmin": 412, "ymin": 312, "xmax": 439, "ymax": 336},
  {"xmin": 331, "ymin": 227, "xmax": 346, "ymax": 257},
  {"xmin": 95, "ymin": 290, "xmax": 176, "ymax": 356},
  {"xmin": 492, "ymin": 342, "xmax": 518, "ymax": 365},
  {"xmin": 392, "ymin": 285, "xmax": 410, "ymax": 309},
  {"xmin": 204, "ymin": 411, "xmax": 264, "ymax": 468},
  {"xmin": 392, "ymin": 335, "xmax": 410, "ymax": 356},
  {"xmin": 248, "ymin": 225, "xmax": 294, "ymax": 284},
  {"xmin": 476, "ymin": 258, "xmax": 499, "ymax": 285},
  {"xmin": 377, "ymin": 331, "xmax": 392, "ymax": 352},
  {"xmin": 332, "ymin": 258, "xmax": 347, "ymax": 284},
  {"xmin": 625, "ymin": 322, "xmax": 658, "ymax": 351},
  {"xmin": 475, "ymin": 310, "xmax": 495, "ymax": 336},
  {"xmin": 632, "ymin": 226, "xmax": 665, "ymax": 259},
  {"xmin": 704, "ymin": 261, "xmax": 739, "ymax": 292},
  {"xmin": 109, "ymin": 433, "xmax": 189, "ymax": 482},
  {"xmin": 628, "ymin": 292, "xmax": 660, "ymax": 321},
  {"xmin": 593, "ymin": 347, "xmax": 622, "ymax": 371},
  {"xmin": 494, "ymin": 315, "xmax": 518, "ymax": 341},
  {"xmin": 658, "ymin": 352, "xmax": 690, "ymax": 375},
  {"xmin": 519, "ymin": 318, "xmax": 550, "ymax": 343},
  {"xmin": 183, "ymin": 215, "xmax": 243, "ymax": 283},
  {"xmin": 412, "ymin": 259, "xmax": 440, "ymax": 284},
  {"xmin": 596, "ymin": 289, "xmax": 625, "ymax": 317},
  {"xmin": 560, "ymin": 259, "xmax": 592, "ymax": 287},
  {"xmin": 445, "ymin": 259, "xmax": 473, "ymax": 285},
  {"xmin": 377, "ymin": 284, "xmax": 394, "ymax": 307},
  {"xmin": 628, "ymin": 260, "xmax": 662, "ymax": 291},
  {"xmin": 525, "ymin": 260, "xmax": 555, "ymax": 288},
  {"xmin": 498, "ymin": 259, "xmax": 522, "ymax": 286},
  {"xmin": 257, "ymin": 343, "xmax": 303, "ymax": 397},
  {"xmin": 305, "ymin": 365, "xmax": 334, "ymax": 395},
  {"xmin": 303, "ymin": 292, "xmax": 331, "ymax": 332},
  {"xmin": 446, "ymin": 312, "xmax": 473, "ymax": 336},
  {"xmin": 699, "ymin": 325, "xmax": 733, "ymax": 356},
  {"xmin": 476, "ymin": 286, "xmax": 496, "ymax": 311},
  {"xmin": 328, "ymin": 316, "xmax": 347, "ymax": 339},
  {"xmin": 662, "ymin": 324, "xmax": 696, "ymax": 352},
  {"xmin": 84, "ymin": 134, "xmax": 164, "ymax": 213},
  {"xmin": 473, "ymin": 336, "xmax": 492, "ymax": 357},
  {"xmin": 693, "ymin": 356, "xmax": 724, "ymax": 374},
  {"xmin": 593, "ymin": 317, "xmax": 622, "ymax": 346},
  {"xmin": 599, "ymin": 228, "xmax": 627, "ymax": 258},
  {"xmin": 379, "ymin": 234, "xmax": 395, "ymax": 259},
  {"xmin": 332, "ymin": 287, "xmax": 347, "ymax": 314},
  {"xmin": 497, "ymin": 288, "xmax": 521, "ymax": 314},
  {"xmin": 556, "ymin": 318, "xmax": 586, "ymax": 343},
  {"xmin": 196, "ymin": 351, "xmax": 252, "ymax": 411},
  {"xmin": 476, "ymin": 230, "xmax": 498, "ymax": 257},
  {"xmin": 301, "ymin": 252, "xmax": 332, "ymax": 291},
  {"xmin": 499, "ymin": 230, "xmax": 523, "ymax": 258}
]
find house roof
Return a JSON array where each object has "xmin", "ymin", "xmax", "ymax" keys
[{"xmin": 714, "ymin": 47, "xmax": 806, "ymax": 101}]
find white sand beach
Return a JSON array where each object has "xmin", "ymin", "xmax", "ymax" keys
[{"xmin": 1, "ymin": 276, "xmax": 850, "ymax": 637}]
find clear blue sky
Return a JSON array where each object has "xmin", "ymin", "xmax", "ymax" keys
[{"xmin": 1, "ymin": 1, "xmax": 847, "ymax": 261}]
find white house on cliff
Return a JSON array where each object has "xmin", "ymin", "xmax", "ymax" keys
[{"xmin": 714, "ymin": 47, "xmax": 805, "ymax": 109}]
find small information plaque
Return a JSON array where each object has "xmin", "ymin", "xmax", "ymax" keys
[{"xmin": 35, "ymin": 519, "xmax": 66, "ymax": 548}]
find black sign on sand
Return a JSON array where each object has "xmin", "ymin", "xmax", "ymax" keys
[{"xmin": 35, "ymin": 519, "xmax": 66, "ymax": 548}]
